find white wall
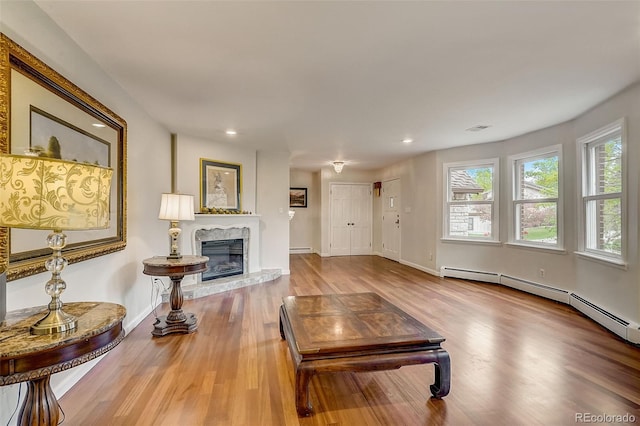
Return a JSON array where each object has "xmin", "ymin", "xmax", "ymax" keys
[
  {"xmin": 289, "ymin": 169, "xmax": 317, "ymax": 252},
  {"xmin": 436, "ymin": 124, "xmax": 578, "ymax": 289},
  {"xmin": 176, "ymin": 134, "xmax": 257, "ymax": 213},
  {"xmin": 572, "ymin": 84, "xmax": 639, "ymax": 321},
  {"xmin": 377, "ymin": 152, "xmax": 439, "ymax": 273},
  {"xmin": 1, "ymin": 1, "xmax": 172, "ymax": 422},
  {"xmin": 376, "ymin": 83, "xmax": 640, "ymax": 325},
  {"xmin": 256, "ymin": 151, "xmax": 290, "ymax": 273}
]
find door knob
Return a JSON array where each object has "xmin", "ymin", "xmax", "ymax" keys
[{"xmin": 395, "ymin": 219, "xmax": 400, "ymax": 224}]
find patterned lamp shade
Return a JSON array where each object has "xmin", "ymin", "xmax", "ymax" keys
[{"xmin": 0, "ymin": 154, "xmax": 113, "ymax": 230}]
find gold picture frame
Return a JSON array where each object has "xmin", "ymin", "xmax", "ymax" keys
[
  {"xmin": 200, "ymin": 158, "xmax": 241, "ymax": 212},
  {"xmin": 0, "ymin": 34, "xmax": 127, "ymax": 281}
]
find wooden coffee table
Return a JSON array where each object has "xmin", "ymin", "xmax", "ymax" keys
[{"xmin": 279, "ymin": 292, "xmax": 450, "ymax": 416}]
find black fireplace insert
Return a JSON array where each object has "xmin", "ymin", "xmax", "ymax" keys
[{"xmin": 201, "ymin": 238, "xmax": 244, "ymax": 280}]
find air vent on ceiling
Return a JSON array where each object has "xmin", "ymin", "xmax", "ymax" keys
[{"xmin": 466, "ymin": 125, "xmax": 491, "ymax": 132}]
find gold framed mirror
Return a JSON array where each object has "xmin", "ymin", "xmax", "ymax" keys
[{"xmin": 0, "ymin": 34, "xmax": 127, "ymax": 280}]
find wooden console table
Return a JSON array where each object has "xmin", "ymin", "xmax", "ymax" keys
[
  {"xmin": 0, "ymin": 302, "xmax": 126, "ymax": 426},
  {"xmin": 279, "ymin": 292, "xmax": 450, "ymax": 416},
  {"xmin": 142, "ymin": 255, "xmax": 208, "ymax": 337}
]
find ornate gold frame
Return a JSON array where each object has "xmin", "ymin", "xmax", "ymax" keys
[{"xmin": 0, "ymin": 34, "xmax": 127, "ymax": 280}]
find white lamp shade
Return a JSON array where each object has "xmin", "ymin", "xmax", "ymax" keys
[
  {"xmin": 158, "ymin": 193, "xmax": 195, "ymax": 221},
  {"xmin": 0, "ymin": 154, "xmax": 112, "ymax": 230}
]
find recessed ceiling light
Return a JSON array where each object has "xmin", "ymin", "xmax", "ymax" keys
[
  {"xmin": 402, "ymin": 138, "xmax": 413, "ymax": 144},
  {"xmin": 92, "ymin": 123, "xmax": 106, "ymax": 128},
  {"xmin": 466, "ymin": 125, "xmax": 491, "ymax": 132},
  {"xmin": 225, "ymin": 129, "xmax": 237, "ymax": 136}
]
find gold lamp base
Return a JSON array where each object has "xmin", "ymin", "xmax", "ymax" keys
[{"xmin": 30, "ymin": 308, "xmax": 78, "ymax": 335}]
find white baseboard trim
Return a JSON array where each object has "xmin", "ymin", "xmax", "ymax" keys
[{"xmin": 399, "ymin": 259, "xmax": 440, "ymax": 277}]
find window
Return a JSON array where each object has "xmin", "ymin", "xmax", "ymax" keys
[
  {"xmin": 444, "ymin": 159, "xmax": 499, "ymax": 241},
  {"xmin": 509, "ymin": 146, "xmax": 562, "ymax": 249},
  {"xmin": 577, "ymin": 119, "xmax": 625, "ymax": 262}
]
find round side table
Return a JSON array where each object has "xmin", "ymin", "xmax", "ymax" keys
[{"xmin": 142, "ymin": 255, "xmax": 208, "ymax": 337}]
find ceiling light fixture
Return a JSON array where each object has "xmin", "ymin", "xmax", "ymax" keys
[
  {"xmin": 332, "ymin": 161, "xmax": 345, "ymax": 174},
  {"xmin": 225, "ymin": 129, "xmax": 237, "ymax": 136},
  {"xmin": 402, "ymin": 138, "xmax": 413, "ymax": 144}
]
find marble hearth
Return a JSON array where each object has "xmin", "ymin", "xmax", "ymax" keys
[{"xmin": 161, "ymin": 214, "xmax": 281, "ymax": 302}]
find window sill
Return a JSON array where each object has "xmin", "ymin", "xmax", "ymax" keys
[
  {"xmin": 575, "ymin": 251, "xmax": 627, "ymax": 270},
  {"xmin": 505, "ymin": 242, "xmax": 567, "ymax": 254},
  {"xmin": 441, "ymin": 238, "xmax": 502, "ymax": 246}
]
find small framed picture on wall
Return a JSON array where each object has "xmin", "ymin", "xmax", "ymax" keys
[{"xmin": 289, "ymin": 187, "xmax": 307, "ymax": 208}]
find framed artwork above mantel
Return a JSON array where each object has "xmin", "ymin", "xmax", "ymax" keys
[
  {"xmin": 200, "ymin": 158, "xmax": 242, "ymax": 212},
  {"xmin": 0, "ymin": 33, "xmax": 128, "ymax": 281}
]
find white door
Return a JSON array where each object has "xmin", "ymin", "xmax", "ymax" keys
[
  {"xmin": 349, "ymin": 184, "xmax": 373, "ymax": 255},
  {"xmin": 330, "ymin": 184, "xmax": 352, "ymax": 256},
  {"xmin": 382, "ymin": 178, "xmax": 401, "ymax": 261},
  {"xmin": 330, "ymin": 183, "xmax": 372, "ymax": 256}
]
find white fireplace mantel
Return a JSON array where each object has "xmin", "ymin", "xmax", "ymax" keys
[{"xmin": 180, "ymin": 214, "xmax": 261, "ymax": 285}]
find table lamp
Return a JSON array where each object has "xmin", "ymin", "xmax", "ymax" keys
[
  {"xmin": 158, "ymin": 193, "xmax": 195, "ymax": 259},
  {"xmin": 0, "ymin": 153, "xmax": 112, "ymax": 335}
]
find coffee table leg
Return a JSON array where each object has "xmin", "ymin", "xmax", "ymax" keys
[
  {"xmin": 279, "ymin": 305, "xmax": 285, "ymax": 340},
  {"xmin": 429, "ymin": 349, "xmax": 451, "ymax": 398},
  {"xmin": 295, "ymin": 366, "xmax": 314, "ymax": 416}
]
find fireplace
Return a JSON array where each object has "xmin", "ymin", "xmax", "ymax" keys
[
  {"xmin": 160, "ymin": 215, "xmax": 282, "ymax": 301},
  {"xmin": 201, "ymin": 239, "xmax": 244, "ymax": 280},
  {"xmin": 193, "ymin": 225, "xmax": 250, "ymax": 283}
]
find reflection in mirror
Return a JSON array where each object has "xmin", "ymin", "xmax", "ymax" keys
[{"xmin": 0, "ymin": 33, "xmax": 127, "ymax": 281}]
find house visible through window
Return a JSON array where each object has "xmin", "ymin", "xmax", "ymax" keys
[
  {"xmin": 577, "ymin": 119, "xmax": 625, "ymax": 261},
  {"xmin": 510, "ymin": 146, "xmax": 561, "ymax": 248},
  {"xmin": 444, "ymin": 159, "xmax": 499, "ymax": 241}
]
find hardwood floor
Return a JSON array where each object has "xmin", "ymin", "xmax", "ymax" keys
[{"xmin": 59, "ymin": 254, "xmax": 640, "ymax": 425}]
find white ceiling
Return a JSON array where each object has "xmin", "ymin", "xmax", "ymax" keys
[{"xmin": 34, "ymin": 1, "xmax": 640, "ymax": 171}]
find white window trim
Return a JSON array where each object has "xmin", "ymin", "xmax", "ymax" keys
[
  {"xmin": 442, "ymin": 158, "xmax": 500, "ymax": 243},
  {"xmin": 575, "ymin": 118, "xmax": 627, "ymax": 265},
  {"xmin": 507, "ymin": 144, "xmax": 563, "ymax": 251}
]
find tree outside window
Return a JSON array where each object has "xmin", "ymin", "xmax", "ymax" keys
[
  {"xmin": 578, "ymin": 119, "xmax": 625, "ymax": 261},
  {"xmin": 512, "ymin": 150, "xmax": 560, "ymax": 247}
]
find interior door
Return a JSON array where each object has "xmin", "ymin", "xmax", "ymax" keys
[
  {"xmin": 349, "ymin": 184, "xmax": 373, "ymax": 255},
  {"xmin": 330, "ymin": 184, "xmax": 352, "ymax": 256},
  {"xmin": 382, "ymin": 178, "xmax": 401, "ymax": 261},
  {"xmin": 330, "ymin": 183, "xmax": 372, "ymax": 256}
]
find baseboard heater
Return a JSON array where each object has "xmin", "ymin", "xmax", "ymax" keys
[
  {"xmin": 440, "ymin": 265, "xmax": 639, "ymax": 344},
  {"xmin": 439, "ymin": 266, "xmax": 500, "ymax": 283},
  {"xmin": 501, "ymin": 275, "xmax": 569, "ymax": 303},
  {"xmin": 290, "ymin": 247, "xmax": 313, "ymax": 253},
  {"xmin": 569, "ymin": 293, "xmax": 639, "ymax": 342}
]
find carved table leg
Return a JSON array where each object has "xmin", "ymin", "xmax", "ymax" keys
[
  {"xmin": 152, "ymin": 274, "xmax": 197, "ymax": 336},
  {"xmin": 18, "ymin": 375, "xmax": 59, "ymax": 426},
  {"xmin": 166, "ymin": 275, "xmax": 186, "ymax": 323},
  {"xmin": 295, "ymin": 366, "xmax": 314, "ymax": 417},
  {"xmin": 429, "ymin": 349, "xmax": 451, "ymax": 398}
]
